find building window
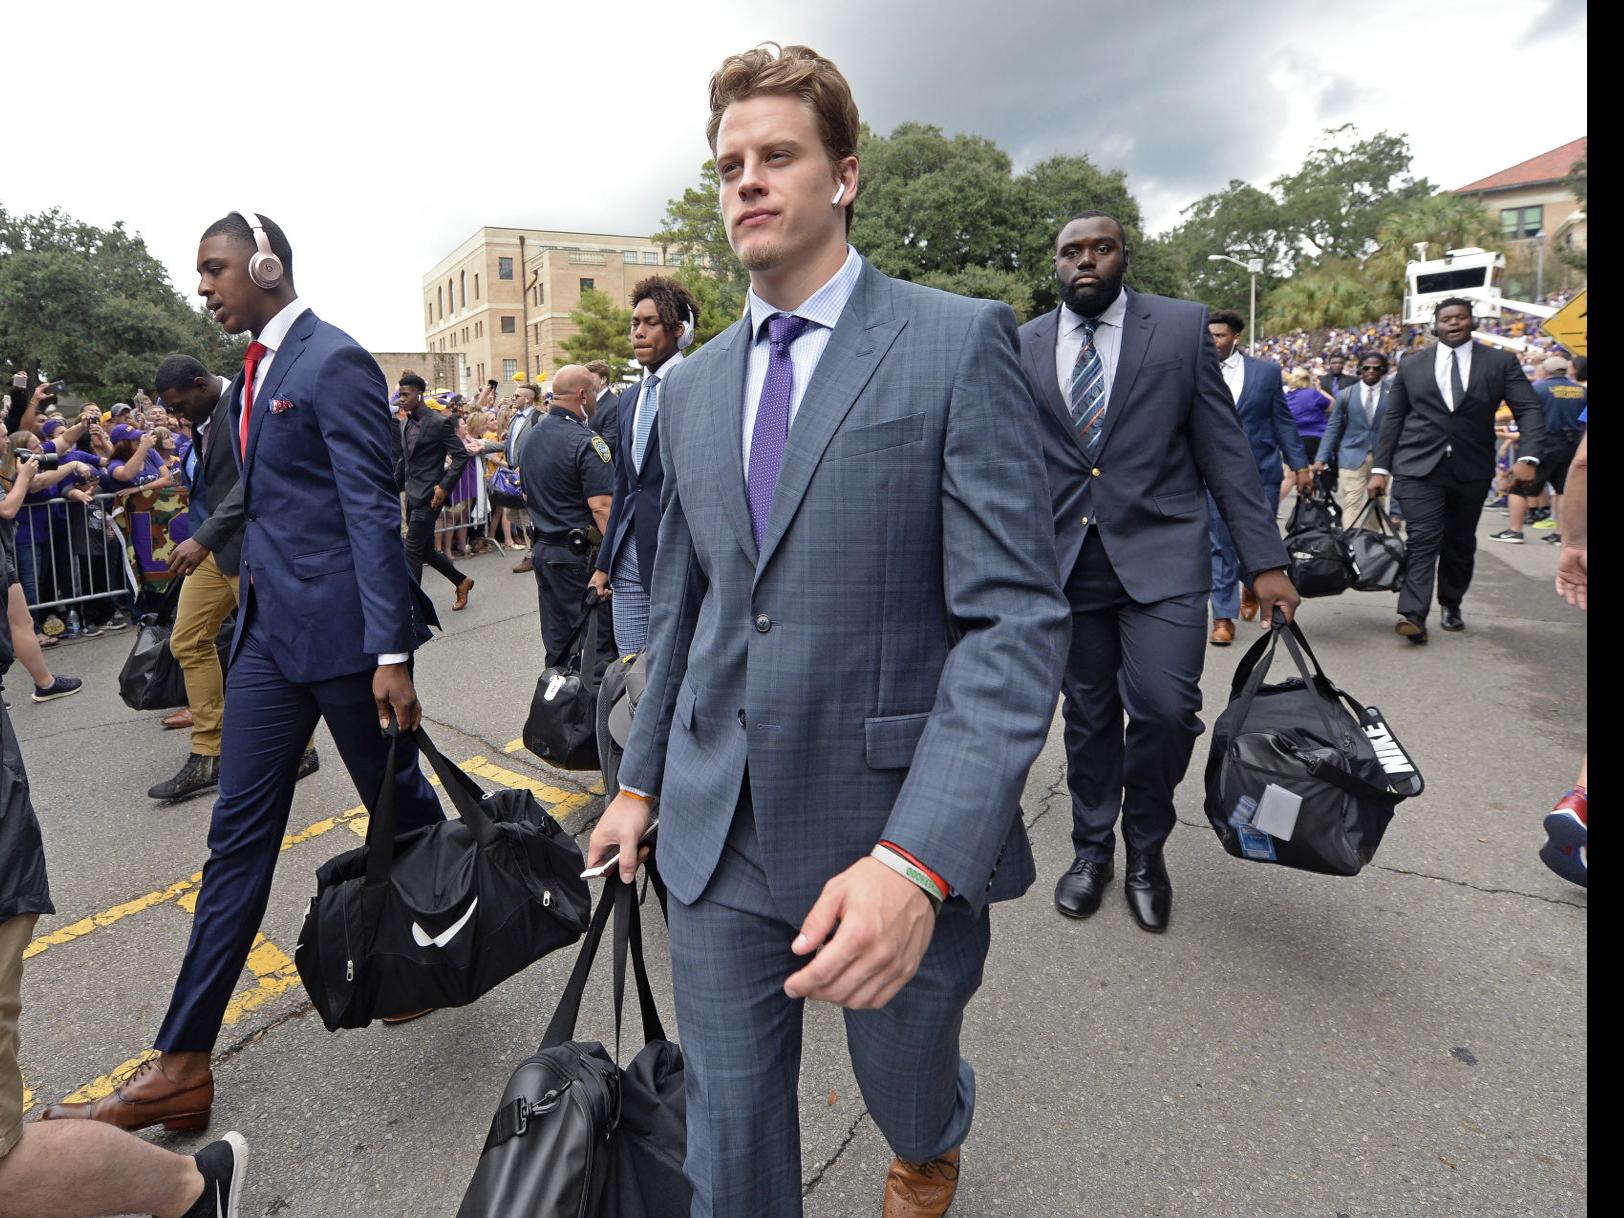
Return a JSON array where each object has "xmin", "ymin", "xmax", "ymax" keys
[
  {"xmin": 426, "ymin": 303, "xmax": 433, "ymax": 327},
  {"xmin": 580, "ymin": 278, "xmax": 595, "ymax": 293},
  {"xmin": 437, "ymin": 287, "xmax": 443, "ymax": 318},
  {"xmin": 503, "ymin": 358, "xmax": 518, "ymax": 380},
  {"xmin": 459, "ymin": 271, "xmax": 466, "ymax": 309},
  {"xmin": 623, "ymin": 251, "xmax": 638, "ymax": 265},
  {"xmin": 499, "ymin": 257, "xmax": 514, "ymax": 280},
  {"xmin": 500, "ymin": 316, "xmax": 516, "ymax": 334},
  {"xmin": 1500, "ymin": 205, "xmax": 1544, "ymax": 239},
  {"xmin": 463, "ymin": 327, "xmax": 470, "ymax": 343},
  {"xmin": 473, "ymin": 273, "xmax": 480, "ymax": 300},
  {"xmin": 642, "ymin": 251, "xmax": 659, "ymax": 265},
  {"xmin": 535, "ymin": 283, "xmax": 544, "ymax": 306}
]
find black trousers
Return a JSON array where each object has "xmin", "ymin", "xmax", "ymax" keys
[
  {"xmin": 1395, "ymin": 462, "xmax": 1493, "ymax": 622},
  {"xmin": 1060, "ymin": 531, "xmax": 1208, "ymax": 862},
  {"xmin": 404, "ymin": 500, "xmax": 465, "ymax": 588},
  {"xmin": 532, "ymin": 541, "xmax": 616, "ymax": 673}
]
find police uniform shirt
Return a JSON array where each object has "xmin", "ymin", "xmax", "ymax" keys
[{"xmin": 518, "ymin": 409, "xmax": 614, "ymax": 536}]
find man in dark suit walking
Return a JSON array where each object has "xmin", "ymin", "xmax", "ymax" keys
[
  {"xmin": 1368, "ymin": 298, "xmax": 1545, "ymax": 642},
  {"xmin": 1020, "ymin": 212, "xmax": 1299, "ymax": 933},
  {"xmin": 43, "ymin": 211, "xmax": 446, "ymax": 1131},
  {"xmin": 1319, "ymin": 353, "xmax": 1358, "ymax": 399},
  {"xmin": 395, "ymin": 373, "xmax": 474, "ymax": 611},
  {"xmin": 587, "ymin": 277, "xmax": 699, "ymax": 657}
]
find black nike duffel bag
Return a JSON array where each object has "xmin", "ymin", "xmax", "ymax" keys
[
  {"xmin": 294, "ymin": 726, "xmax": 591, "ymax": 1030},
  {"xmin": 1343, "ymin": 497, "xmax": 1407, "ymax": 593},
  {"xmin": 1204, "ymin": 615, "xmax": 1423, "ymax": 875},
  {"xmin": 1283, "ymin": 485, "xmax": 1353, "ymax": 598}
]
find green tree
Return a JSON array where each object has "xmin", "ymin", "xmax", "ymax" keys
[
  {"xmin": 1262, "ymin": 259, "xmax": 1383, "ymax": 334},
  {"xmin": 669, "ymin": 267, "xmax": 742, "ymax": 348},
  {"xmin": 1167, "ymin": 181, "xmax": 1292, "ymax": 310},
  {"xmin": 1271, "ymin": 125, "xmax": 1431, "ymax": 261},
  {"xmin": 1363, "ymin": 192, "xmax": 1496, "ymax": 313},
  {"xmin": 655, "ymin": 160, "xmax": 749, "ymax": 322},
  {"xmin": 558, "ymin": 288, "xmax": 633, "ymax": 370},
  {"xmin": 1560, "ymin": 156, "xmax": 1587, "ymax": 274},
  {"xmin": 917, "ymin": 266, "xmax": 1033, "ymax": 318}
]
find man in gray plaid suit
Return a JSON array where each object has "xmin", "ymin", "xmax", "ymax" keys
[{"xmin": 588, "ymin": 44, "xmax": 1068, "ymax": 1218}]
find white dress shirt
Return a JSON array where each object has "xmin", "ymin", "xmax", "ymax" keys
[
  {"xmin": 631, "ymin": 350, "xmax": 685, "ymax": 473},
  {"xmin": 1219, "ymin": 348, "xmax": 1245, "ymax": 404},
  {"xmin": 1054, "ymin": 287, "xmax": 1129, "ymax": 409},
  {"xmin": 1434, "ymin": 340, "xmax": 1472, "ymax": 412},
  {"xmin": 238, "ymin": 296, "xmax": 309, "ymax": 424},
  {"xmin": 742, "ymin": 245, "xmax": 864, "ymax": 469}
]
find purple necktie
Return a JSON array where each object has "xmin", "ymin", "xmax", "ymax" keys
[{"xmin": 747, "ymin": 313, "xmax": 811, "ymax": 548}]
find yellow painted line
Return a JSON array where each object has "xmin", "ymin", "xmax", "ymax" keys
[
  {"xmin": 504, "ymin": 738, "xmax": 525, "ymax": 754},
  {"xmin": 54, "ymin": 1050, "xmax": 159, "ymax": 1107},
  {"xmin": 21, "ymin": 1084, "xmax": 32, "ymax": 1111},
  {"xmin": 220, "ymin": 934, "xmax": 301, "ymax": 1027},
  {"xmin": 23, "ymin": 753, "xmax": 574, "ymax": 963}
]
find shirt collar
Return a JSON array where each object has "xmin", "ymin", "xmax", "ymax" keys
[
  {"xmin": 747, "ymin": 245, "xmax": 863, "ymax": 341},
  {"xmin": 1219, "ymin": 348, "xmax": 1244, "ymax": 372},
  {"xmin": 255, "ymin": 296, "xmax": 309, "ymax": 353},
  {"xmin": 1060, "ymin": 286, "xmax": 1128, "ymax": 335}
]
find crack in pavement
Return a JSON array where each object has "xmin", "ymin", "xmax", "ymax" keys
[
  {"xmin": 1023, "ymin": 770, "xmax": 1071, "ymax": 831},
  {"xmin": 802, "ymin": 1108, "xmax": 871, "ymax": 1198}
]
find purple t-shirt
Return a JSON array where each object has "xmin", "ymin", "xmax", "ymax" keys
[{"xmin": 1286, "ymin": 387, "xmax": 1330, "ymax": 439}]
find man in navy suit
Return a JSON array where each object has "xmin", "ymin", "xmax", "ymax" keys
[
  {"xmin": 588, "ymin": 276, "xmax": 700, "ymax": 656},
  {"xmin": 44, "ymin": 212, "xmax": 445, "ymax": 1132},
  {"xmin": 1204, "ymin": 309, "xmax": 1307, "ymax": 643},
  {"xmin": 1316, "ymin": 352, "xmax": 1391, "ymax": 528},
  {"xmin": 1020, "ymin": 213, "xmax": 1298, "ymax": 934}
]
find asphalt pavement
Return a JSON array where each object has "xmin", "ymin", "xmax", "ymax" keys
[{"xmin": 11, "ymin": 516, "xmax": 1586, "ymax": 1217}]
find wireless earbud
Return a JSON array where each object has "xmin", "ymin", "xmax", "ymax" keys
[{"xmin": 832, "ymin": 182, "xmax": 846, "ymax": 206}]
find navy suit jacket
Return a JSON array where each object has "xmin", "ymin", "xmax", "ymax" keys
[
  {"xmin": 229, "ymin": 308, "xmax": 435, "ymax": 682},
  {"xmin": 1234, "ymin": 354, "xmax": 1307, "ymax": 480},
  {"xmin": 594, "ymin": 378, "xmax": 661, "ymax": 593},
  {"xmin": 1317, "ymin": 381, "xmax": 1390, "ymax": 468},
  {"xmin": 1019, "ymin": 289, "xmax": 1289, "ymax": 600}
]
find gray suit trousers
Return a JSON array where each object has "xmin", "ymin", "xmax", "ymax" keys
[{"xmin": 668, "ymin": 796, "xmax": 986, "ymax": 1217}]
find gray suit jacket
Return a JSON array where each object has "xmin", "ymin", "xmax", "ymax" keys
[
  {"xmin": 1318, "ymin": 381, "xmax": 1390, "ymax": 468},
  {"xmin": 618, "ymin": 260, "xmax": 1069, "ymax": 923}
]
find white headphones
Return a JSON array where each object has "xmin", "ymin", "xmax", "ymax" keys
[
  {"xmin": 832, "ymin": 182, "xmax": 847, "ymax": 206},
  {"xmin": 235, "ymin": 209, "xmax": 284, "ymax": 290},
  {"xmin": 676, "ymin": 304, "xmax": 697, "ymax": 351}
]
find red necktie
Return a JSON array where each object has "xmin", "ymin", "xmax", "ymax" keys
[{"xmin": 239, "ymin": 340, "xmax": 269, "ymax": 460}]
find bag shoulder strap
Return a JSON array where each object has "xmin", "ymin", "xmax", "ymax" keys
[
  {"xmin": 611, "ymin": 878, "xmax": 667, "ymax": 1058},
  {"xmin": 541, "ymin": 880, "xmax": 618, "ymax": 1048}
]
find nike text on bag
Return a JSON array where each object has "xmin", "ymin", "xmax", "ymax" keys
[
  {"xmin": 294, "ymin": 726, "xmax": 591, "ymax": 1030},
  {"xmin": 1204, "ymin": 616, "xmax": 1423, "ymax": 875},
  {"xmin": 1284, "ymin": 484, "xmax": 1353, "ymax": 598},
  {"xmin": 525, "ymin": 595, "xmax": 603, "ymax": 770},
  {"xmin": 458, "ymin": 878, "xmax": 689, "ymax": 1218},
  {"xmin": 1344, "ymin": 497, "xmax": 1407, "ymax": 593}
]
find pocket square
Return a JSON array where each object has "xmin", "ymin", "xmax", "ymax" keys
[{"xmin": 270, "ymin": 397, "xmax": 295, "ymax": 414}]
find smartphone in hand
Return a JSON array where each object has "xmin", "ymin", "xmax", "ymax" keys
[{"xmin": 581, "ymin": 819, "xmax": 659, "ymax": 879}]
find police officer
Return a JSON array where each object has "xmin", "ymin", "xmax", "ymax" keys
[{"xmin": 519, "ymin": 364, "xmax": 617, "ymax": 671}]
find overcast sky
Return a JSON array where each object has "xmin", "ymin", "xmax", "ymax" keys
[{"xmin": 12, "ymin": 0, "xmax": 1586, "ymax": 352}]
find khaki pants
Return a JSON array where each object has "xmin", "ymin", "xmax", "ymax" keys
[
  {"xmin": 1, "ymin": 913, "xmax": 37, "ymax": 1159},
  {"xmin": 1338, "ymin": 456, "xmax": 1376, "ymax": 529},
  {"xmin": 170, "ymin": 552, "xmax": 240, "ymax": 757}
]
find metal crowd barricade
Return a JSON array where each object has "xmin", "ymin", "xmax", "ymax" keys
[
  {"xmin": 433, "ymin": 453, "xmax": 495, "ymax": 545},
  {"xmin": 18, "ymin": 489, "xmax": 147, "ymax": 618}
]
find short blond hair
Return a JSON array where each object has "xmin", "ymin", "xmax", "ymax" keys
[{"xmin": 1289, "ymin": 368, "xmax": 1313, "ymax": 390}]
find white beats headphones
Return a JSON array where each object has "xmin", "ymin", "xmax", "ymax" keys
[
  {"xmin": 676, "ymin": 304, "xmax": 697, "ymax": 351},
  {"xmin": 236, "ymin": 209, "xmax": 284, "ymax": 290}
]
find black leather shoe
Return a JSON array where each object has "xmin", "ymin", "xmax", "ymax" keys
[
  {"xmin": 1394, "ymin": 615, "xmax": 1429, "ymax": 645},
  {"xmin": 1054, "ymin": 857, "xmax": 1114, "ymax": 919},
  {"xmin": 1439, "ymin": 605, "xmax": 1464, "ymax": 632},
  {"xmin": 147, "ymin": 753, "xmax": 219, "ymax": 802},
  {"xmin": 295, "ymin": 747, "xmax": 320, "ymax": 781},
  {"xmin": 1124, "ymin": 851, "xmax": 1172, "ymax": 933}
]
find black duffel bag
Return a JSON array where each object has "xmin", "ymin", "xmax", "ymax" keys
[
  {"xmin": 294, "ymin": 726, "xmax": 591, "ymax": 1030},
  {"xmin": 1284, "ymin": 485, "xmax": 1352, "ymax": 598},
  {"xmin": 1204, "ymin": 615, "xmax": 1424, "ymax": 875},
  {"xmin": 118, "ymin": 580, "xmax": 234, "ymax": 711},
  {"xmin": 459, "ymin": 877, "xmax": 689, "ymax": 1218},
  {"xmin": 1344, "ymin": 497, "xmax": 1407, "ymax": 593},
  {"xmin": 525, "ymin": 593, "xmax": 603, "ymax": 771}
]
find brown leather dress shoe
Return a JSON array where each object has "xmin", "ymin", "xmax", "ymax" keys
[
  {"xmin": 883, "ymin": 1146, "xmax": 961, "ymax": 1217},
  {"xmin": 162, "ymin": 707, "xmax": 194, "ymax": 730},
  {"xmin": 40, "ymin": 1057, "xmax": 213, "ymax": 1132},
  {"xmin": 453, "ymin": 577, "xmax": 475, "ymax": 611},
  {"xmin": 1239, "ymin": 585, "xmax": 1259, "ymax": 622},
  {"xmin": 381, "ymin": 1008, "xmax": 436, "ymax": 1024},
  {"xmin": 1209, "ymin": 618, "xmax": 1235, "ymax": 646},
  {"xmin": 512, "ymin": 555, "xmax": 533, "ymax": 574}
]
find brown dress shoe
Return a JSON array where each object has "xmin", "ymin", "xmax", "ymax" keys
[
  {"xmin": 162, "ymin": 707, "xmax": 194, "ymax": 730},
  {"xmin": 512, "ymin": 555, "xmax": 534, "ymax": 574},
  {"xmin": 381, "ymin": 1008, "xmax": 436, "ymax": 1025},
  {"xmin": 453, "ymin": 577, "xmax": 475, "ymax": 611},
  {"xmin": 40, "ymin": 1057, "xmax": 213, "ymax": 1132},
  {"xmin": 883, "ymin": 1146, "xmax": 961, "ymax": 1217},
  {"xmin": 1239, "ymin": 585, "xmax": 1259, "ymax": 622},
  {"xmin": 1209, "ymin": 618, "xmax": 1235, "ymax": 646}
]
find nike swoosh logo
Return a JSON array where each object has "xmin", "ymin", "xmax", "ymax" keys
[{"xmin": 411, "ymin": 897, "xmax": 478, "ymax": 948}]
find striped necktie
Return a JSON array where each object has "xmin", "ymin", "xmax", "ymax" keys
[
  {"xmin": 632, "ymin": 375, "xmax": 660, "ymax": 472},
  {"xmin": 1069, "ymin": 318, "xmax": 1107, "ymax": 455}
]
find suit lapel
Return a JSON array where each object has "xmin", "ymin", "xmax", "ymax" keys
[
  {"xmin": 754, "ymin": 264, "xmax": 906, "ymax": 580},
  {"xmin": 1466, "ymin": 343, "xmax": 1492, "ymax": 409},
  {"xmin": 618, "ymin": 381, "xmax": 642, "ymax": 475},
  {"xmin": 244, "ymin": 309, "xmax": 316, "ymax": 477},
  {"xmin": 224, "ymin": 371, "xmax": 247, "ymax": 473},
  {"xmin": 1095, "ymin": 290, "xmax": 1154, "ymax": 459},
  {"xmin": 1237, "ymin": 355, "xmax": 1258, "ymax": 412},
  {"xmin": 708, "ymin": 317, "xmax": 759, "ymax": 565},
  {"xmin": 1027, "ymin": 309, "xmax": 1070, "ymax": 430}
]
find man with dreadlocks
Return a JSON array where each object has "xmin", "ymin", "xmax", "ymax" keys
[{"xmin": 590, "ymin": 276, "xmax": 701, "ymax": 654}]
